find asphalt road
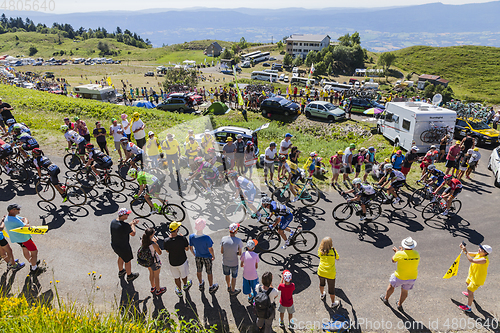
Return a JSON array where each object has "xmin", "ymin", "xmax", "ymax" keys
[{"xmin": 1, "ymin": 148, "xmax": 499, "ymax": 333}]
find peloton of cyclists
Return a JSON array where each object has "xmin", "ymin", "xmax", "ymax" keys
[
  {"xmin": 342, "ymin": 178, "xmax": 376, "ymax": 221},
  {"xmin": 432, "ymin": 175, "xmax": 463, "ymax": 216},
  {"xmin": 12, "ymin": 125, "xmax": 39, "ymax": 160}
]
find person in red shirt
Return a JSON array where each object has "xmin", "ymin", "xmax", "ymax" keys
[
  {"xmin": 433, "ymin": 175, "xmax": 463, "ymax": 216},
  {"xmin": 278, "ymin": 270, "xmax": 295, "ymax": 329},
  {"xmin": 445, "ymin": 141, "xmax": 462, "ymax": 176}
]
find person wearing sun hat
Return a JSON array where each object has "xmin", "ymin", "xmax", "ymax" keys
[
  {"xmin": 162, "ymin": 133, "xmax": 181, "ymax": 177},
  {"xmin": 241, "ymin": 239, "xmax": 260, "ymax": 303},
  {"xmin": 380, "ymin": 237, "xmax": 420, "ymax": 311},
  {"xmin": 145, "ymin": 131, "xmax": 161, "ymax": 168},
  {"xmin": 221, "ymin": 223, "xmax": 243, "ymax": 296},
  {"xmin": 164, "ymin": 221, "xmax": 192, "ymax": 298},
  {"xmin": 222, "ymin": 136, "xmax": 236, "ymax": 170},
  {"xmin": 189, "ymin": 218, "xmax": 219, "ymax": 294},
  {"xmin": 130, "ymin": 112, "xmax": 146, "ymax": 148},
  {"xmin": 458, "ymin": 242, "xmax": 492, "ymax": 312},
  {"xmin": 465, "ymin": 147, "xmax": 481, "ymax": 180},
  {"xmin": 110, "ymin": 208, "xmax": 140, "ymax": 282}
]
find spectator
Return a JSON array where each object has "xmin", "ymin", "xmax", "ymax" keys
[
  {"xmin": 380, "ymin": 237, "xmax": 420, "ymax": 311},
  {"xmin": 189, "ymin": 218, "xmax": 219, "ymax": 294},
  {"xmin": 162, "ymin": 133, "xmax": 181, "ymax": 177},
  {"xmin": 0, "ymin": 211, "xmax": 25, "ymax": 271},
  {"xmin": 93, "ymin": 121, "xmax": 109, "ymax": 155},
  {"xmin": 461, "ymin": 131, "xmax": 475, "ymax": 152},
  {"xmin": 264, "ymin": 142, "xmax": 277, "ymax": 186},
  {"xmin": 342, "ymin": 143, "xmax": 355, "ymax": 186},
  {"xmin": 420, "ymin": 145, "xmax": 438, "ymax": 177},
  {"xmin": 221, "ymin": 223, "xmax": 243, "ymax": 296},
  {"xmin": 110, "ymin": 208, "xmax": 140, "ymax": 282},
  {"xmin": 110, "ymin": 118, "xmax": 124, "ymax": 160},
  {"xmin": 234, "ymin": 134, "xmax": 246, "ymax": 174},
  {"xmin": 185, "ymin": 135, "xmax": 200, "ymax": 172},
  {"xmin": 131, "ymin": 112, "xmax": 146, "ymax": 148},
  {"xmin": 241, "ymin": 239, "xmax": 259, "ymax": 303},
  {"xmin": 289, "ymin": 146, "xmax": 301, "ymax": 165},
  {"xmin": 164, "ymin": 221, "xmax": 192, "ymax": 298},
  {"xmin": 278, "ymin": 133, "xmax": 293, "ymax": 178},
  {"xmin": 74, "ymin": 117, "xmax": 91, "ymax": 142},
  {"xmin": 353, "ymin": 147, "xmax": 366, "ymax": 179},
  {"xmin": 278, "ymin": 270, "xmax": 295, "ymax": 329},
  {"xmin": 222, "ymin": 137, "xmax": 236, "ymax": 170},
  {"xmin": 445, "ymin": 141, "xmax": 462, "ymax": 176},
  {"xmin": 492, "ymin": 110, "xmax": 500, "ymax": 130},
  {"xmin": 466, "ymin": 148, "xmax": 481, "ymax": 180},
  {"xmin": 201, "ymin": 129, "xmax": 215, "ymax": 156},
  {"xmin": 121, "ymin": 114, "xmax": 132, "ymax": 141},
  {"xmin": 391, "ymin": 150, "xmax": 405, "ymax": 171},
  {"xmin": 329, "ymin": 150, "xmax": 343, "ymax": 186},
  {"xmin": 0, "ymin": 97, "xmax": 16, "ymax": 132},
  {"xmin": 145, "ymin": 131, "xmax": 161, "ymax": 169},
  {"xmin": 255, "ymin": 271, "xmax": 279, "ymax": 333},
  {"xmin": 363, "ymin": 146, "xmax": 377, "ymax": 183},
  {"xmin": 63, "ymin": 117, "xmax": 76, "ymax": 130},
  {"xmin": 317, "ymin": 237, "xmax": 340, "ymax": 308},
  {"xmin": 457, "ymin": 149, "xmax": 472, "ymax": 180},
  {"xmin": 458, "ymin": 243, "xmax": 492, "ymax": 312},
  {"xmin": 244, "ymin": 142, "xmax": 256, "ymax": 178},
  {"xmin": 439, "ymin": 134, "xmax": 450, "ymax": 162},
  {"xmin": 303, "ymin": 151, "xmax": 318, "ymax": 177},
  {"xmin": 401, "ymin": 146, "xmax": 419, "ymax": 176},
  {"xmin": 3, "ymin": 204, "xmax": 39, "ymax": 275},
  {"xmin": 140, "ymin": 228, "xmax": 166, "ymax": 296}
]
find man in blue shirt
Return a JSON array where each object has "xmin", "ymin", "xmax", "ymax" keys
[
  {"xmin": 189, "ymin": 218, "xmax": 218, "ymax": 294},
  {"xmin": 3, "ymin": 204, "xmax": 39, "ymax": 274},
  {"xmin": 391, "ymin": 150, "xmax": 405, "ymax": 171},
  {"xmin": 0, "ymin": 216, "xmax": 25, "ymax": 271}
]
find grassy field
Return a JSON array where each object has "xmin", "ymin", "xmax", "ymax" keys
[{"xmin": 392, "ymin": 45, "xmax": 500, "ymax": 103}]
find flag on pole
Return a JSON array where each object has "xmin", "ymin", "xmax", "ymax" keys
[
  {"xmin": 286, "ymin": 82, "xmax": 292, "ymax": 99},
  {"xmin": 306, "ymin": 63, "xmax": 314, "ymax": 88},
  {"xmin": 232, "ymin": 65, "xmax": 244, "ymax": 106},
  {"xmin": 107, "ymin": 77, "xmax": 113, "ymax": 87},
  {"xmin": 443, "ymin": 253, "xmax": 461, "ymax": 279}
]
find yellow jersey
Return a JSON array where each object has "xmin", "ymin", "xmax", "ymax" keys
[
  {"xmin": 201, "ymin": 135, "xmax": 215, "ymax": 153},
  {"xmin": 393, "ymin": 250, "xmax": 420, "ymax": 280},
  {"xmin": 317, "ymin": 248, "xmax": 339, "ymax": 280},
  {"xmin": 467, "ymin": 254, "xmax": 489, "ymax": 286},
  {"xmin": 185, "ymin": 141, "xmax": 200, "ymax": 157},
  {"xmin": 162, "ymin": 139, "xmax": 180, "ymax": 155}
]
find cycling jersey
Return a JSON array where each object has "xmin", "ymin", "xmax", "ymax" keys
[
  {"xmin": 430, "ymin": 169, "xmax": 445, "ymax": 178},
  {"xmin": 196, "ymin": 161, "xmax": 219, "ymax": 180},
  {"xmin": 387, "ymin": 170, "xmax": 406, "ymax": 182},
  {"xmin": 34, "ymin": 156, "xmax": 60, "ymax": 185},
  {"xmin": 15, "ymin": 132, "xmax": 38, "ymax": 145},
  {"xmin": 8, "ymin": 123, "xmax": 31, "ymax": 135},
  {"xmin": 270, "ymin": 201, "xmax": 292, "ymax": 217},
  {"xmin": 125, "ymin": 142, "xmax": 143, "ymax": 155},
  {"xmin": 64, "ymin": 130, "xmax": 85, "ymax": 144},
  {"xmin": 236, "ymin": 176, "xmax": 254, "ymax": 191},
  {"xmin": 448, "ymin": 178, "xmax": 462, "ymax": 191},
  {"xmin": 88, "ymin": 150, "xmax": 113, "ymax": 168},
  {"xmin": 137, "ymin": 171, "xmax": 159, "ymax": 186},
  {"xmin": 0, "ymin": 139, "xmax": 13, "ymax": 159},
  {"xmin": 356, "ymin": 184, "xmax": 376, "ymax": 196}
]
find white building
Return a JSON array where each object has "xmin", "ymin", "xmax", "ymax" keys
[{"xmin": 285, "ymin": 34, "xmax": 331, "ymax": 58}]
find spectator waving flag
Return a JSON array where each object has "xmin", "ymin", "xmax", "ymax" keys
[{"xmin": 443, "ymin": 253, "xmax": 461, "ymax": 279}]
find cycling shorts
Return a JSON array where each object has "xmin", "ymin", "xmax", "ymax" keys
[
  {"xmin": 78, "ymin": 140, "xmax": 87, "ymax": 155},
  {"xmin": 278, "ymin": 214, "xmax": 293, "ymax": 230},
  {"xmin": 391, "ymin": 180, "xmax": 405, "ymax": 190},
  {"xmin": 22, "ymin": 142, "xmax": 39, "ymax": 151},
  {"xmin": 132, "ymin": 153, "xmax": 143, "ymax": 163},
  {"xmin": 360, "ymin": 193, "xmax": 375, "ymax": 205},
  {"xmin": 148, "ymin": 180, "xmax": 161, "ymax": 195},
  {"xmin": 95, "ymin": 161, "xmax": 113, "ymax": 170},
  {"xmin": 444, "ymin": 187, "xmax": 462, "ymax": 198},
  {"xmin": 48, "ymin": 165, "xmax": 61, "ymax": 185},
  {"xmin": 290, "ymin": 173, "xmax": 301, "ymax": 184}
]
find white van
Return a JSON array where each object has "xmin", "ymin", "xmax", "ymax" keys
[{"xmin": 377, "ymin": 101, "xmax": 457, "ymax": 152}]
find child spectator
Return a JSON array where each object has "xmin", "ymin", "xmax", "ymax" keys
[
  {"xmin": 255, "ymin": 272, "xmax": 279, "ymax": 333},
  {"xmin": 278, "ymin": 270, "xmax": 295, "ymax": 329},
  {"xmin": 241, "ymin": 239, "xmax": 259, "ymax": 303}
]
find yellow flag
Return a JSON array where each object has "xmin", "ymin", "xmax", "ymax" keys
[
  {"xmin": 107, "ymin": 77, "xmax": 113, "ymax": 87},
  {"xmin": 443, "ymin": 253, "xmax": 461, "ymax": 279}
]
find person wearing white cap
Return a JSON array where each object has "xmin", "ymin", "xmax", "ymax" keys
[
  {"xmin": 189, "ymin": 218, "xmax": 219, "ymax": 294},
  {"xmin": 110, "ymin": 208, "xmax": 140, "ymax": 282},
  {"xmin": 145, "ymin": 131, "xmax": 161, "ymax": 168},
  {"xmin": 458, "ymin": 242, "xmax": 492, "ymax": 312},
  {"xmin": 220, "ymin": 223, "xmax": 243, "ymax": 296},
  {"xmin": 380, "ymin": 237, "xmax": 420, "ymax": 311}
]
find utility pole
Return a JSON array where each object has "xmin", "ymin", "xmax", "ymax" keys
[{"xmin": 271, "ymin": 36, "xmax": 273, "ymax": 44}]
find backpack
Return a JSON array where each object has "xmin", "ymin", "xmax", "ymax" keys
[
  {"xmin": 137, "ymin": 246, "xmax": 155, "ymax": 267},
  {"xmin": 351, "ymin": 153, "xmax": 360, "ymax": 166},
  {"xmin": 254, "ymin": 286, "xmax": 274, "ymax": 319}
]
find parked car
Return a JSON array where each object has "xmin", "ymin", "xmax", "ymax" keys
[
  {"xmin": 144, "ymin": 71, "xmax": 154, "ymax": 77},
  {"xmin": 272, "ymin": 63, "xmax": 283, "ymax": 71},
  {"xmin": 241, "ymin": 61, "xmax": 251, "ymax": 68},
  {"xmin": 279, "ymin": 74, "xmax": 285, "ymax": 81},
  {"xmin": 304, "ymin": 101, "xmax": 346, "ymax": 122},
  {"xmin": 454, "ymin": 117, "xmax": 500, "ymax": 146},
  {"xmin": 284, "ymin": 76, "xmax": 289, "ymax": 83},
  {"xmin": 156, "ymin": 97, "xmax": 190, "ymax": 112},
  {"xmin": 344, "ymin": 98, "xmax": 385, "ymax": 113},
  {"xmin": 262, "ymin": 62, "xmax": 270, "ymax": 67},
  {"xmin": 488, "ymin": 145, "xmax": 500, "ymax": 187},
  {"xmin": 260, "ymin": 97, "xmax": 300, "ymax": 117}
]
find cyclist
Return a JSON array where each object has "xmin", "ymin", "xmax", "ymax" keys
[
  {"xmin": 32, "ymin": 148, "xmax": 67, "ymax": 201},
  {"xmin": 120, "ymin": 137, "xmax": 143, "ymax": 170},
  {"xmin": 185, "ymin": 157, "xmax": 219, "ymax": 193},
  {"xmin": 417, "ymin": 164, "xmax": 445, "ymax": 188},
  {"xmin": 83, "ymin": 144, "xmax": 113, "ymax": 180},
  {"xmin": 432, "ymin": 175, "xmax": 462, "ymax": 216},
  {"xmin": 6, "ymin": 119, "xmax": 31, "ymax": 135},
  {"xmin": 227, "ymin": 171, "xmax": 260, "ymax": 219},
  {"xmin": 342, "ymin": 178, "xmax": 376, "ymax": 221},
  {"xmin": 12, "ymin": 126, "xmax": 39, "ymax": 159},
  {"xmin": 378, "ymin": 164, "xmax": 406, "ymax": 204},
  {"xmin": 61, "ymin": 125, "xmax": 87, "ymax": 163},
  {"xmin": 0, "ymin": 137, "xmax": 14, "ymax": 174},
  {"xmin": 128, "ymin": 168, "xmax": 164, "ymax": 214},
  {"xmin": 261, "ymin": 197, "xmax": 295, "ymax": 249},
  {"xmin": 279, "ymin": 155, "xmax": 302, "ymax": 203}
]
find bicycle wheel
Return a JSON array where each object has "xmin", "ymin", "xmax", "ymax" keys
[
  {"xmin": 66, "ymin": 185, "xmax": 87, "ymax": 206},
  {"xmin": 224, "ymin": 203, "xmax": 247, "ymax": 224},
  {"xmin": 165, "ymin": 222, "xmax": 189, "ymax": 236},
  {"xmin": 391, "ymin": 192, "xmax": 409, "ymax": 210},
  {"xmin": 64, "ymin": 154, "xmax": 82, "ymax": 171},
  {"xmin": 35, "ymin": 180, "xmax": 56, "ymax": 202},
  {"xmin": 449, "ymin": 200, "xmax": 462, "ymax": 216},
  {"xmin": 292, "ymin": 230, "xmax": 318, "ymax": 253},
  {"xmin": 422, "ymin": 202, "xmax": 440, "ymax": 220},
  {"xmin": 365, "ymin": 202, "xmax": 382, "ymax": 221},
  {"xmin": 179, "ymin": 183, "xmax": 200, "ymax": 202},
  {"xmin": 332, "ymin": 203, "xmax": 353, "ymax": 221},
  {"xmin": 272, "ymin": 187, "xmax": 290, "ymax": 203},
  {"xmin": 9, "ymin": 162, "xmax": 28, "ymax": 183},
  {"xmin": 299, "ymin": 184, "xmax": 320, "ymax": 206},
  {"xmin": 420, "ymin": 131, "xmax": 430, "ymax": 143},
  {"xmin": 118, "ymin": 163, "xmax": 134, "ymax": 182},
  {"xmin": 76, "ymin": 168, "xmax": 97, "ymax": 189},
  {"xmin": 162, "ymin": 203, "xmax": 186, "ymax": 222},
  {"xmin": 130, "ymin": 197, "xmax": 151, "ymax": 218},
  {"xmin": 105, "ymin": 174, "xmax": 125, "ymax": 193},
  {"xmin": 256, "ymin": 230, "xmax": 281, "ymax": 252},
  {"xmin": 410, "ymin": 188, "xmax": 431, "ymax": 207}
]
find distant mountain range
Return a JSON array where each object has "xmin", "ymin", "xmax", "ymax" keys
[{"xmin": 3, "ymin": 2, "xmax": 500, "ymax": 51}]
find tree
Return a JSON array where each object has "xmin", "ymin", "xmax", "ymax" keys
[
  {"xmin": 292, "ymin": 55, "xmax": 303, "ymax": 67},
  {"xmin": 305, "ymin": 50, "xmax": 316, "ymax": 67},
  {"xmin": 283, "ymin": 53, "xmax": 293, "ymax": 66},
  {"xmin": 423, "ymin": 82, "xmax": 435, "ymax": 99},
  {"xmin": 116, "ymin": 26, "xmax": 122, "ymax": 34},
  {"xmin": 327, "ymin": 63, "xmax": 333, "ymax": 75},
  {"xmin": 276, "ymin": 40, "xmax": 283, "ymax": 50},
  {"xmin": 28, "ymin": 45, "xmax": 38, "ymax": 56},
  {"xmin": 97, "ymin": 41, "xmax": 110, "ymax": 56},
  {"xmin": 231, "ymin": 44, "xmax": 240, "ymax": 55},
  {"xmin": 162, "ymin": 68, "xmax": 199, "ymax": 90},
  {"xmin": 238, "ymin": 37, "xmax": 248, "ymax": 50},
  {"xmin": 378, "ymin": 52, "xmax": 396, "ymax": 71},
  {"xmin": 338, "ymin": 33, "xmax": 351, "ymax": 47},
  {"xmin": 220, "ymin": 48, "xmax": 233, "ymax": 60},
  {"xmin": 314, "ymin": 61, "xmax": 327, "ymax": 76}
]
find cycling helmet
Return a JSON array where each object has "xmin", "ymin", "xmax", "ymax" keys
[
  {"xmin": 227, "ymin": 170, "xmax": 238, "ymax": 178},
  {"xmin": 246, "ymin": 141, "xmax": 254, "ymax": 146},
  {"xmin": 120, "ymin": 136, "xmax": 129, "ymax": 142},
  {"xmin": 6, "ymin": 119, "xmax": 15, "ymax": 125},
  {"xmin": 127, "ymin": 168, "xmax": 137, "ymax": 178},
  {"xmin": 283, "ymin": 270, "xmax": 292, "ymax": 282},
  {"xmin": 352, "ymin": 178, "xmax": 362, "ymax": 185},
  {"xmin": 194, "ymin": 157, "xmax": 204, "ymax": 164},
  {"xmin": 60, "ymin": 125, "xmax": 68, "ymax": 132},
  {"xmin": 261, "ymin": 196, "xmax": 272, "ymax": 205},
  {"xmin": 443, "ymin": 175, "xmax": 453, "ymax": 181},
  {"xmin": 384, "ymin": 164, "xmax": 393, "ymax": 170},
  {"xmin": 279, "ymin": 155, "xmax": 286, "ymax": 161},
  {"xmin": 32, "ymin": 148, "xmax": 42, "ymax": 155},
  {"xmin": 207, "ymin": 147, "xmax": 216, "ymax": 153},
  {"xmin": 85, "ymin": 143, "xmax": 94, "ymax": 149},
  {"xmin": 12, "ymin": 124, "xmax": 21, "ymax": 132},
  {"xmin": 427, "ymin": 164, "xmax": 436, "ymax": 171}
]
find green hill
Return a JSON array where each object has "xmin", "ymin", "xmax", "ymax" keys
[{"xmin": 393, "ymin": 45, "xmax": 500, "ymax": 103}]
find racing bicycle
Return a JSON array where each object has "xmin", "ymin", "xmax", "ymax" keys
[
  {"xmin": 421, "ymin": 195, "xmax": 462, "ymax": 220},
  {"xmin": 76, "ymin": 166, "xmax": 125, "ymax": 193},
  {"xmin": 256, "ymin": 218, "xmax": 318, "ymax": 253},
  {"xmin": 332, "ymin": 187, "xmax": 382, "ymax": 222},
  {"xmin": 130, "ymin": 193, "xmax": 186, "ymax": 222},
  {"xmin": 272, "ymin": 177, "xmax": 320, "ymax": 206},
  {"xmin": 35, "ymin": 175, "xmax": 87, "ymax": 206},
  {"xmin": 372, "ymin": 184, "xmax": 409, "ymax": 210},
  {"xmin": 223, "ymin": 193, "xmax": 272, "ymax": 224},
  {"xmin": 63, "ymin": 145, "xmax": 87, "ymax": 171}
]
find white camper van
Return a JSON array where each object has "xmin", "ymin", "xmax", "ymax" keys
[
  {"xmin": 73, "ymin": 84, "xmax": 117, "ymax": 103},
  {"xmin": 377, "ymin": 101, "xmax": 457, "ymax": 152}
]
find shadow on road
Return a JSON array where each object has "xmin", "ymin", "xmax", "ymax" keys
[
  {"xmin": 424, "ymin": 216, "xmax": 484, "ymax": 245},
  {"xmin": 335, "ymin": 220, "xmax": 393, "ymax": 248}
]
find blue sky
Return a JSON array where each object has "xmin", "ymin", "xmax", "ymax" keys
[{"xmin": 53, "ymin": 0, "xmax": 494, "ymax": 13}]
